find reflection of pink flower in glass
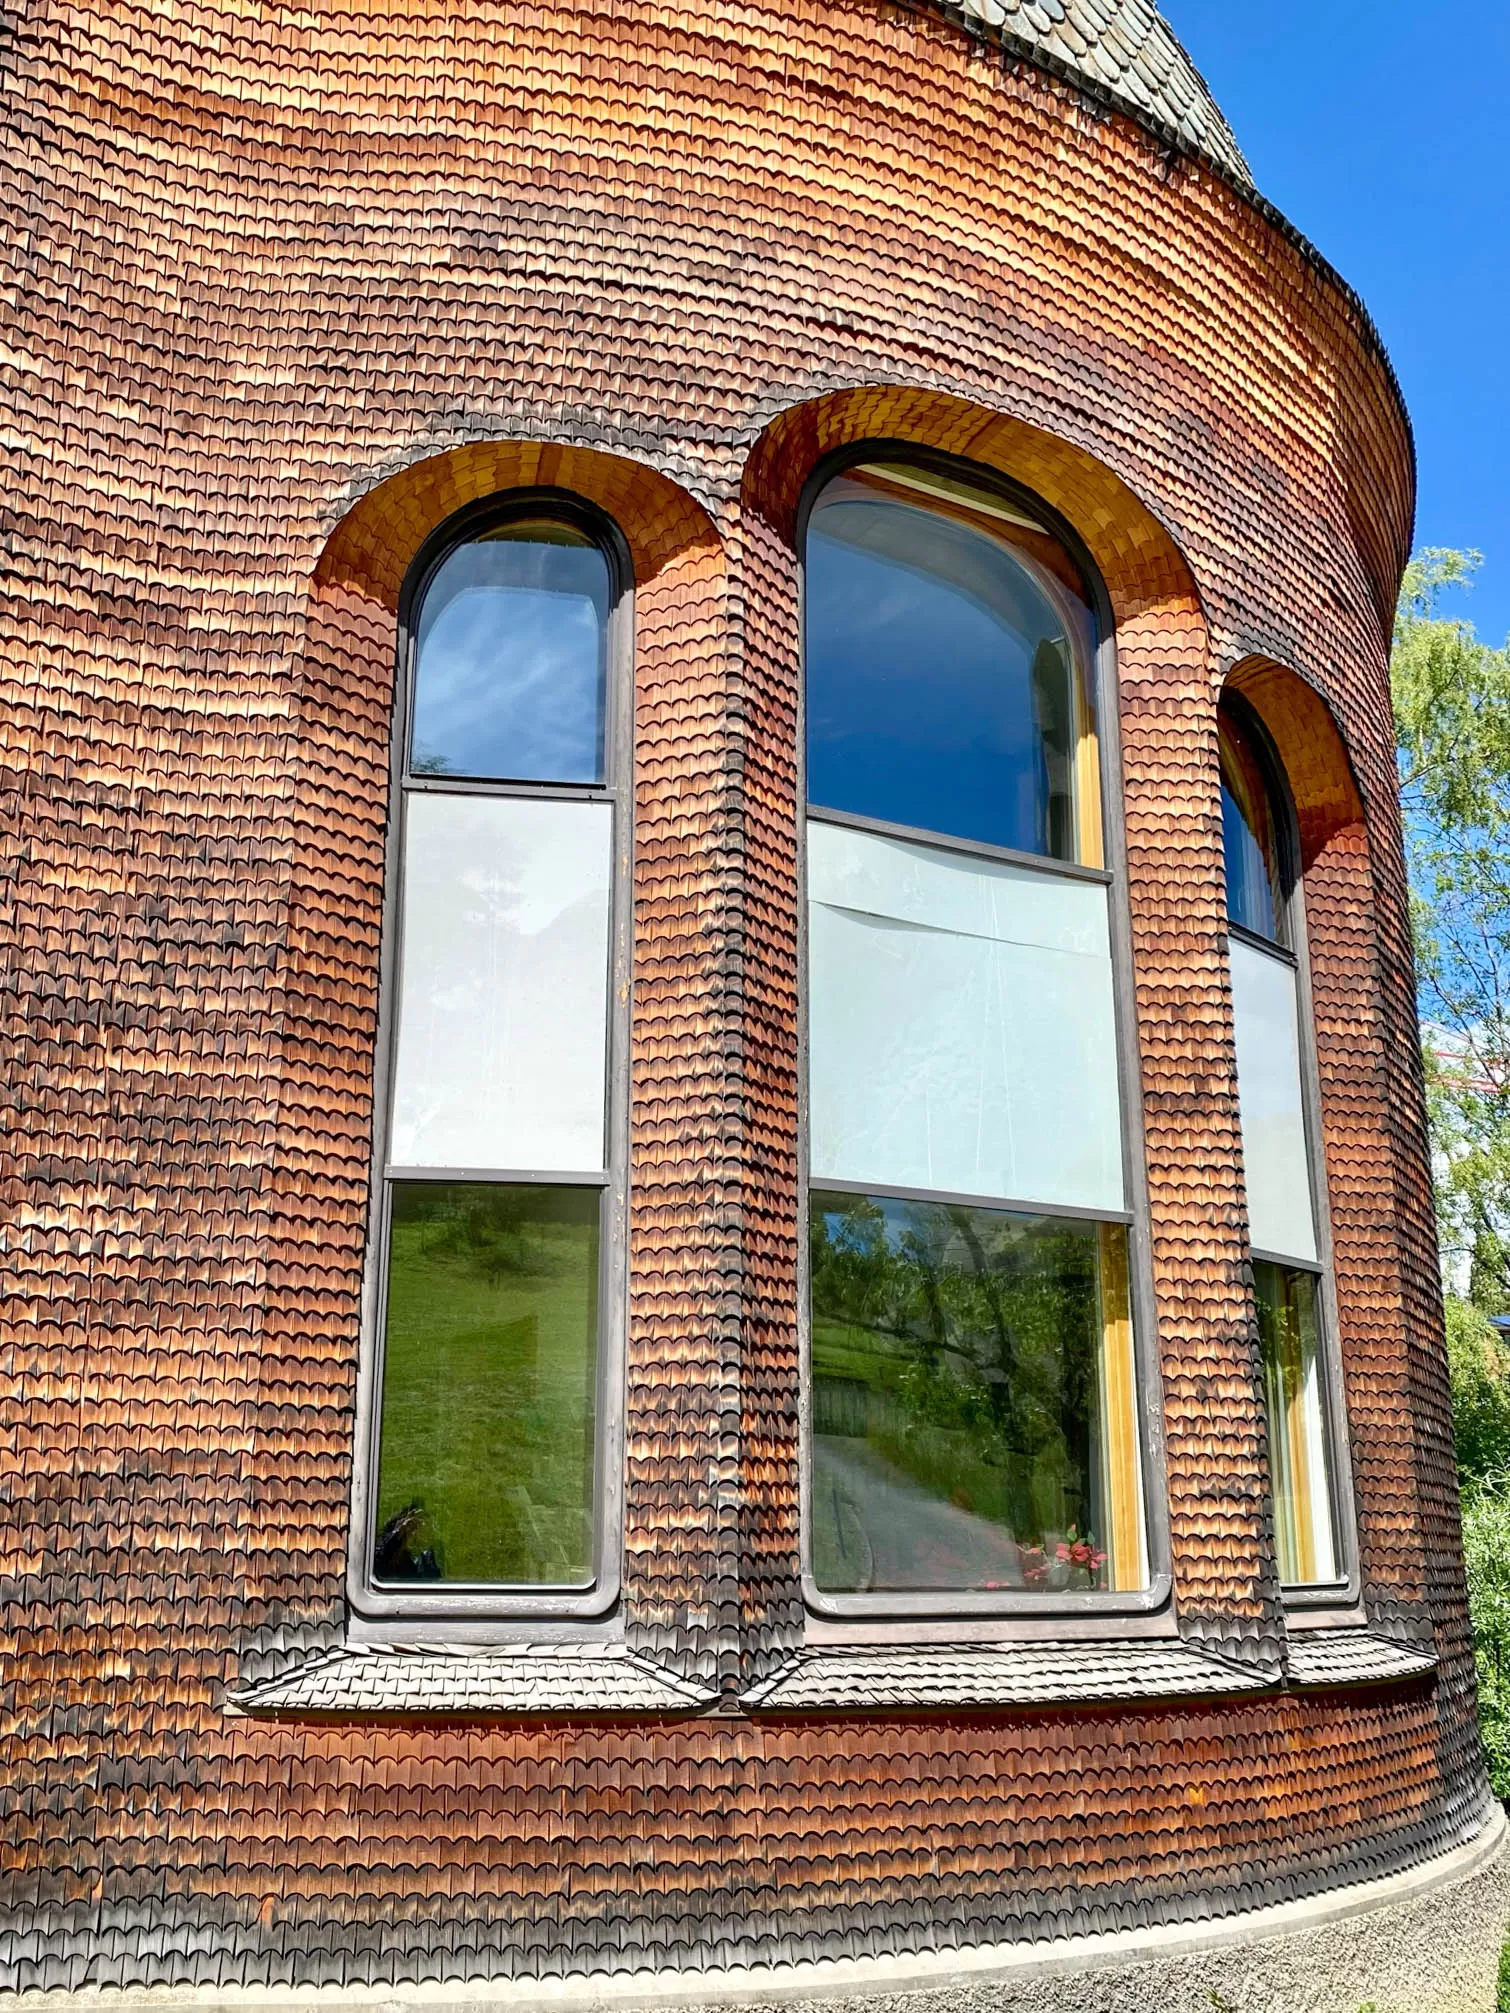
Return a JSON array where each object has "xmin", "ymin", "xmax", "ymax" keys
[
  {"xmin": 1055, "ymin": 1527, "xmax": 1107, "ymax": 1575},
  {"xmin": 1018, "ymin": 1544, "xmax": 1050, "ymax": 1586}
]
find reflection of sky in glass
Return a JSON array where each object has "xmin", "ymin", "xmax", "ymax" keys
[
  {"xmin": 806, "ymin": 485, "xmax": 1078, "ymax": 856},
  {"xmin": 1221, "ymin": 774, "xmax": 1281, "ymax": 942},
  {"xmin": 413, "ymin": 530, "xmax": 609, "ymax": 783}
]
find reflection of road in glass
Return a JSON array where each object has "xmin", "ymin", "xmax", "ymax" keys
[{"xmin": 813, "ymin": 1435, "xmax": 1026, "ymax": 1593}]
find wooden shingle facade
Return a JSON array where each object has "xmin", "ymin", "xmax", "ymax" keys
[{"xmin": 1, "ymin": 0, "xmax": 1493, "ymax": 1991}]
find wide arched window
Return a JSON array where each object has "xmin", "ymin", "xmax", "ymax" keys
[
  {"xmin": 801, "ymin": 455, "xmax": 1153, "ymax": 1613},
  {"xmin": 351, "ymin": 498, "xmax": 628, "ymax": 1619},
  {"xmin": 1220, "ymin": 695, "xmax": 1348, "ymax": 1593}
]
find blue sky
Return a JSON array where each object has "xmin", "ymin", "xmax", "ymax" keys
[{"xmin": 1162, "ymin": 2, "xmax": 1510, "ymax": 647}]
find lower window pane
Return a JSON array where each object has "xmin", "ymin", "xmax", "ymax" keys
[
  {"xmin": 809, "ymin": 1191, "xmax": 1145, "ymax": 1596},
  {"xmin": 372, "ymin": 1182, "xmax": 599, "ymax": 1588},
  {"xmin": 1255, "ymin": 1260, "xmax": 1340, "ymax": 1587}
]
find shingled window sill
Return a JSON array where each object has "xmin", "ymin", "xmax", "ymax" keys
[
  {"xmin": 226, "ymin": 1642, "xmax": 718, "ymax": 1717},
  {"xmin": 226, "ymin": 1631, "xmax": 1437, "ymax": 1720},
  {"xmin": 738, "ymin": 1631, "xmax": 1439, "ymax": 1713},
  {"xmin": 1285, "ymin": 1630, "xmax": 1437, "ymax": 1690},
  {"xmin": 740, "ymin": 1642, "xmax": 1269, "ymax": 1712}
]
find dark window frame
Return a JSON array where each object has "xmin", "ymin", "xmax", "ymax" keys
[
  {"xmin": 795, "ymin": 441, "xmax": 1173, "ymax": 1627},
  {"xmin": 1218, "ymin": 689, "xmax": 1360, "ymax": 1613},
  {"xmin": 346, "ymin": 489, "xmax": 634, "ymax": 1630}
]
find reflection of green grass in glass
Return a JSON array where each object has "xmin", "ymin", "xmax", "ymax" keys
[{"xmin": 374, "ymin": 1184, "xmax": 598, "ymax": 1586}]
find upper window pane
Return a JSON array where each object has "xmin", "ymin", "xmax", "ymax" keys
[
  {"xmin": 805, "ymin": 463, "xmax": 1095, "ymax": 860},
  {"xmin": 1220, "ymin": 706, "xmax": 1287, "ymax": 943},
  {"xmin": 411, "ymin": 521, "xmax": 610, "ymax": 784}
]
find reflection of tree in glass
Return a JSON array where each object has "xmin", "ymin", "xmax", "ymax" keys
[
  {"xmin": 810, "ymin": 1191, "xmax": 1104, "ymax": 1575},
  {"xmin": 410, "ymin": 748, "xmax": 456, "ymax": 776},
  {"xmin": 407, "ymin": 1182, "xmax": 558, "ymax": 1282}
]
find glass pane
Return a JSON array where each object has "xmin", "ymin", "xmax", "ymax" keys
[
  {"xmin": 389, "ymin": 793, "xmax": 611, "ymax": 1173},
  {"xmin": 806, "ymin": 465, "xmax": 1093, "ymax": 860},
  {"xmin": 807, "ymin": 820, "xmax": 1125, "ymax": 1215},
  {"xmin": 373, "ymin": 1182, "xmax": 599, "ymax": 1587},
  {"xmin": 1220, "ymin": 708, "xmax": 1286, "ymax": 943},
  {"xmin": 1255, "ymin": 1260, "xmax": 1340, "ymax": 1585},
  {"xmin": 809, "ymin": 1193, "xmax": 1141, "ymax": 1594},
  {"xmin": 412, "ymin": 522, "xmax": 610, "ymax": 784},
  {"xmin": 1230, "ymin": 935, "xmax": 1319, "ymax": 1264}
]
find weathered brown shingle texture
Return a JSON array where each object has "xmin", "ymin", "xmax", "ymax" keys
[{"xmin": 0, "ymin": 0, "xmax": 1489, "ymax": 1990}]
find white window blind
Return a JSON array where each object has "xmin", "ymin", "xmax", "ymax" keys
[
  {"xmin": 807, "ymin": 821, "xmax": 1125, "ymax": 1214},
  {"xmin": 1230, "ymin": 934, "xmax": 1319, "ymax": 1265},
  {"xmin": 389, "ymin": 793, "xmax": 612, "ymax": 1172}
]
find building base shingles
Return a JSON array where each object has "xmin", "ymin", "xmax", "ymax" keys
[{"xmin": 0, "ymin": 1794, "xmax": 1497, "ymax": 1994}]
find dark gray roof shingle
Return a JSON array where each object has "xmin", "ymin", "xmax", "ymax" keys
[
  {"xmin": 940, "ymin": 0, "xmax": 1249, "ymax": 184},
  {"xmin": 1286, "ymin": 1632, "xmax": 1439, "ymax": 1690}
]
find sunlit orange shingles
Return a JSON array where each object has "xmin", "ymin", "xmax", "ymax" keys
[
  {"xmin": 1115, "ymin": 590, "xmax": 1283, "ymax": 1665},
  {"xmin": 250, "ymin": 573, "xmax": 391, "ymax": 1675},
  {"xmin": 2, "ymin": 239, "xmax": 300, "ymax": 1896}
]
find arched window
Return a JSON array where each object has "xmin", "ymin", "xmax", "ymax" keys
[
  {"xmin": 801, "ymin": 456, "xmax": 1152, "ymax": 1613},
  {"xmin": 805, "ymin": 462, "xmax": 1098, "ymax": 861},
  {"xmin": 352, "ymin": 499, "xmax": 628, "ymax": 1617},
  {"xmin": 1220, "ymin": 696, "xmax": 1347, "ymax": 1592}
]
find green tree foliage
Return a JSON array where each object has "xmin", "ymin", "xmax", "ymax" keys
[
  {"xmin": 1395, "ymin": 552, "xmax": 1510, "ymax": 1801},
  {"xmin": 1444, "ymin": 1298, "xmax": 1510, "ymax": 1490},
  {"xmin": 1393, "ymin": 548, "xmax": 1510, "ymax": 835},
  {"xmin": 1444, "ymin": 1299, "xmax": 1510, "ymax": 1795},
  {"xmin": 1394, "ymin": 552, "xmax": 1510, "ymax": 1301},
  {"xmin": 1463, "ymin": 1478, "xmax": 1510, "ymax": 1798}
]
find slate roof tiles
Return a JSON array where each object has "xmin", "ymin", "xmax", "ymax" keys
[{"xmin": 938, "ymin": 0, "xmax": 1250, "ymax": 182}]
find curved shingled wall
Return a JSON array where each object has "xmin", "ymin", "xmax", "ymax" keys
[{"xmin": 1, "ymin": 0, "xmax": 1488, "ymax": 1989}]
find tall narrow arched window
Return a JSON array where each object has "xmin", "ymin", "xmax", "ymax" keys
[
  {"xmin": 801, "ymin": 454, "xmax": 1154, "ymax": 1614},
  {"xmin": 1220, "ymin": 695, "xmax": 1348, "ymax": 1593},
  {"xmin": 351, "ymin": 498, "xmax": 629, "ymax": 1619}
]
